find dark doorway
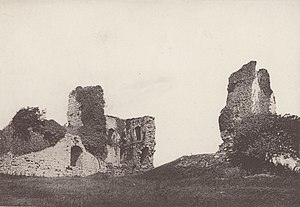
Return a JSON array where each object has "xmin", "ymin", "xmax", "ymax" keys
[
  {"xmin": 108, "ymin": 128, "xmax": 115, "ymax": 138},
  {"xmin": 140, "ymin": 147, "xmax": 149, "ymax": 163},
  {"xmin": 70, "ymin": 146, "xmax": 83, "ymax": 167},
  {"xmin": 135, "ymin": 126, "xmax": 141, "ymax": 141}
]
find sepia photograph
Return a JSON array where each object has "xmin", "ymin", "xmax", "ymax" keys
[{"xmin": 0, "ymin": 0, "xmax": 299, "ymax": 206}]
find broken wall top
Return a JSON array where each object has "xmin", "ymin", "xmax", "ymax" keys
[{"xmin": 219, "ymin": 61, "xmax": 276, "ymax": 152}]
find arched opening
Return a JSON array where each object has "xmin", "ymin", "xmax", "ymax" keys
[
  {"xmin": 135, "ymin": 126, "xmax": 141, "ymax": 141},
  {"xmin": 108, "ymin": 128, "xmax": 115, "ymax": 138},
  {"xmin": 140, "ymin": 147, "xmax": 149, "ymax": 163},
  {"xmin": 70, "ymin": 146, "xmax": 83, "ymax": 167},
  {"xmin": 108, "ymin": 128, "xmax": 118, "ymax": 143}
]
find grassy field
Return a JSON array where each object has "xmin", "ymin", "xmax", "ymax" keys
[{"xmin": 0, "ymin": 154, "xmax": 299, "ymax": 207}]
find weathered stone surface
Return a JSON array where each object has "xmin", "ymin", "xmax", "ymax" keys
[
  {"xmin": 272, "ymin": 155, "xmax": 300, "ymax": 172},
  {"xmin": 66, "ymin": 86, "xmax": 156, "ymax": 175},
  {"xmin": 67, "ymin": 92, "xmax": 83, "ymax": 128},
  {"xmin": 0, "ymin": 85, "xmax": 156, "ymax": 177},
  {"xmin": 218, "ymin": 61, "xmax": 299, "ymax": 172},
  {"xmin": 0, "ymin": 133, "xmax": 101, "ymax": 177},
  {"xmin": 105, "ymin": 115, "xmax": 156, "ymax": 175},
  {"xmin": 219, "ymin": 61, "xmax": 276, "ymax": 152}
]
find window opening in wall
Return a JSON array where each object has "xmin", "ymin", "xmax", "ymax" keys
[
  {"xmin": 140, "ymin": 147, "xmax": 149, "ymax": 163},
  {"xmin": 108, "ymin": 128, "xmax": 115, "ymax": 138},
  {"xmin": 108, "ymin": 128, "xmax": 116, "ymax": 142},
  {"xmin": 70, "ymin": 146, "xmax": 83, "ymax": 167},
  {"xmin": 135, "ymin": 126, "xmax": 141, "ymax": 141}
]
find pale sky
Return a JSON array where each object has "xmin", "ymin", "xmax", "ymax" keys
[{"xmin": 0, "ymin": 0, "xmax": 299, "ymax": 166}]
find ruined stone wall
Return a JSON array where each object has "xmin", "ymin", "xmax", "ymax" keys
[
  {"xmin": 122, "ymin": 116, "xmax": 156, "ymax": 173},
  {"xmin": 219, "ymin": 61, "xmax": 300, "ymax": 172},
  {"xmin": 67, "ymin": 93, "xmax": 83, "ymax": 128},
  {"xmin": 226, "ymin": 61, "xmax": 256, "ymax": 118},
  {"xmin": 67, "ymin": 86, "xmax": 109, "ymax": 161},
  {"xmin": 0, "ymin": 133, "xmax": 102, "ymax": 177},
  {"xmin": 257, "ymin": 69, "xmax": 276, "ymax": 114},
  {"xmin": 105, "ymin": 116, "xmax": 121, "ymax": 167},
  {"xmin": 0, "ymin": 85, "xmax": 156, "ymax": 177},
  {"xmin": 105, "ymin": 115, "xmax": 156, "ymax": 175},
  {"xmin": 219, "ymin": 61, "xmax": 276, "ymax": 152},
  {"xmin": 66, "ymin": 87, "xmax": 156, "ymax": 175},
  {"xmin": 65, "ymin": 86, "xmax": 156, "ymax": 176}
]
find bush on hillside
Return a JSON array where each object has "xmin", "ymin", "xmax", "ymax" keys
[
  {"xmin": 10, "ymin": 131, "xmax": 50, "ymax": 156},
  {"xmin": 11, "ymin": 107, "xmax": 45, "ymax": 141},
  {"xmin": 0, "ymin": 107, "xmax": 66, "ymax": 156},
  {"xmin": 229, "ymin": 113, "xmax": 300, "ymax": 174}
]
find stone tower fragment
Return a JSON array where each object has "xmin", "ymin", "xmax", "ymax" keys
[
  {"xmin": 66, "ymin": 85, "xmax": 156, "ymax": 175},
  {"xmin": 67, "ymin": 85, "xmax": 106, "ymax": 130},
  {"xmin": 67, "ymin": 91, "xmax": 84, "ymax": 128},
  {"xmin": 219, "ymin": 61, "xmax": 276, "ymax": 152}
]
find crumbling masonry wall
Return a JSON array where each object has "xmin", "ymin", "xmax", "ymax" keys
[
  {"xmin": 219, "ymin": 61, "xmax": 276, "ymax": 152},
  {"xmin": 67, "ymin": 93, "xmax": 83, "ymax": 128},
  {"xmin": 0, "ymin": 133, "xmax": 101, "ymax": 177},
  {"xmin": 66, "ymin": 86, "xmax": 156, "ymax": 176},
  {"xmin": 218, "ymin": 61, "xmax": 300, "ymax": 171},
  {"xmin": 0, "ymin": 85, "xmax": 156, "ymax": 177},
  {"xmin": 105, "ymin": 116, "xmax": 156, "ymax": 175}
]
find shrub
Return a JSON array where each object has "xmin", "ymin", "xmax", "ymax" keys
[
  {"xmin": 10, "ymin": 131, "xmax": 50, "ymax": 156},
  {"xmin": 41, "ymin": 119, "xmax": 67, "ymax": 146},
  {"xmin": 0, "ymin": 126, "xmax": 14, "ymax": 156},
  {"xmin": 229, "ymin": 113, "xmax": 300, "ymax": 174},
  {"xmin": 11, "ymin": 107, "xmax": 45, "ymax": 141},
  {"xmin": 0, "ymin": 107, "xmax": 66, "ymax": 156}
]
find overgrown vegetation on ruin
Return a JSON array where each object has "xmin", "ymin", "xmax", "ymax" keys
[
  {"xmin": 229, "ymin": 114, "xmax": 300, "ymax": 174},
  {"xmin": 0, "ymin": 107, "xmax": 66, "ymax": 156},
  {"xmin": 11, "ymin": 107, "xmax": 45, "ymax": 141},
  {"xmin": 73, "ymin": 86, "xmax": 110, "ymax": 160}
]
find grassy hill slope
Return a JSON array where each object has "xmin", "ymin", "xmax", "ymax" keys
[{"xmin": 0, "ymin": 154, "xmax": 299, "ymax": 207}]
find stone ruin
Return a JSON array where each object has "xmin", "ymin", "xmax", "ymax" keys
[
  {"xmin": 218, "ymin": 61, "xmax": 276, "ymax": 152},
  {"xmin": 218, "ymin": 61, "xmax": 299, "ymax": 171},
  {"xmin": 0, "ymin": 86, "xmax": 156, "ymax": 177}
]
